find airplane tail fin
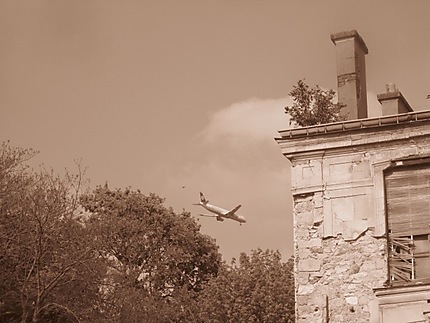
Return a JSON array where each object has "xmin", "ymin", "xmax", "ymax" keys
[{"xmin": 199, "ymin": 192, "xmax": 208, "ymax": 205}]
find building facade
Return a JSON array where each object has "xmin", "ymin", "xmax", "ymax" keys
[{"xmin": 277, "ymin": 30, "xmax": 430, "ymax": 322}]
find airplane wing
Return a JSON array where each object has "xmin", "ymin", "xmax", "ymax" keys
[
  {"xmin": 198, "ymin": 213, "xmax": 217, "ymax": 218},
  {"xmin": 198, "ymin": 214, "xmax": 224, "ymax": 222},
  {"xmin": 225, "ymin": 204, "xmax": 241, "ymax": 217}
]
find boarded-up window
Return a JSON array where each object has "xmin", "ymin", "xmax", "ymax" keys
[{"xmin": 385, "ymin": 162, "xmax": 430, "ymax": 284}]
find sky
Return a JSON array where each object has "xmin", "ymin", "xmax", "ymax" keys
[{"xmin": 1, "ymin": 0, "xmax": 430, "ymax": 262}]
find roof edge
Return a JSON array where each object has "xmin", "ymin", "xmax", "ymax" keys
[{"xmin": 276, "ymin": 110, "xmax": 430, "ymax": 141}]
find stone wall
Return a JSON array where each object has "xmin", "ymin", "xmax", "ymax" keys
[{"xmin": 294, "ymin": 192, "xmax": 387, "ymax": 322}]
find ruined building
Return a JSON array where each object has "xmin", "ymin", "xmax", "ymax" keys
[{"xmin": 276, "ymin": 30, "xmax": 430, "ymax": 322}]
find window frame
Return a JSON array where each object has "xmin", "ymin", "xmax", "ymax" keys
[{"xmin": 384, "ymin": 156, "xmax": 430, "ymax": 286}]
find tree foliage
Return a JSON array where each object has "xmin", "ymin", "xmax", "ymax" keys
[
  {"xmin": 80, "ymin": 185, "xmax": 221, "ymax": 322},
  {"xmin": 285, "ymin": 79, "xmax": 346, "ymax": 126},
  {"xmin": 198, "ymin": 249, "xmax": 295, "ymax": 323}
]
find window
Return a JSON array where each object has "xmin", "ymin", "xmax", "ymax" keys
[{"xmin": 385, "ymin": 159, "xmax": 430, "ymax": 284}]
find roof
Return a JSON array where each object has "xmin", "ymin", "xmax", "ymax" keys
[{"xmin": 276, "ymin": 110, "xmax": 430, "ymax": 140}]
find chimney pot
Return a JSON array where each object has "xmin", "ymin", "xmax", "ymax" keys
[{"xmin": 386, "ymin": 83, "xmax": 397, "ymax": 93}]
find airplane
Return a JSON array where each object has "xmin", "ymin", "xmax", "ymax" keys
[{"xmin": 193, "ymin": 192, "xmax": 246, "ymax": 225}]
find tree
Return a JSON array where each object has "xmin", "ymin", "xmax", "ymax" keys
[
  {"xmin": 285, "ymin": 79, "xmax": 346, "ymax": 126},
  {"xmin": 1, "ymin": 143, "xmax": 295, "ymax": 322},
  {"xmin": 0, "ymin": 142, "xmax": 106, "ymax": 323},
  {"xmin": 198, "ymin": 249, "xmax": 295, "ymax": 323},
  {"xmin": 80, "ymin": 186, "xmax": 221, "ymax": 322}
]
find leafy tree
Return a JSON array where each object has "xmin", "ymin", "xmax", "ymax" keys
[
  {"xmin": 285, "ymin": 79, "xmax": 346, "ymax": 126},
  {"xmin": 80, "ymin": 186, "xmax": 221, "ymax": 322},
  {"xmin": 0, "ymin": 142, "xmax": 106, "ymax": 323},
  {"xmin": 1, "ymin": 143, "xmax": 295, "ymax": 322},
  {"xmin": 198, "ymin": 249, "xmax": 295, "ymax": 323}
]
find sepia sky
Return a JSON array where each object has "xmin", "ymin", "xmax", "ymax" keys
[{"xmin": 1, "ymin": 0, "xmax": 430, "ymax": 261}]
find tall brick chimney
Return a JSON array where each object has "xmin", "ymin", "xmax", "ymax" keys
[
  {"xmin": 377, "ymin": 83, "xmax": 413, "ymax": 115},
  {"xmin": 331, "ymin": 30, "xmax": 368, "ymax": 120}
]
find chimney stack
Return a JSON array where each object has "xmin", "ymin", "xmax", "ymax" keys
[
  {"xmin": 331, "ymin": 30, "xmax": 368, "ymax": 120},
  {"xmin": 377, "ymin": 83, "xmax": 413, "ymax": 115}
]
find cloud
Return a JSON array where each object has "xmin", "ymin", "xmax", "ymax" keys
[
  {"xmin": 198, "ymin": 97, "xmax": 291, "ymax": 145},
  {"xmin": 160, "ymin": 95, "xmax": 292, "ymax": 198}
]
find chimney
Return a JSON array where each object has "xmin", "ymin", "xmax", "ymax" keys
[
  {"xmin": 331, "ymin": 30, "xmax": 368, "ymax": 120},
  {"xmin": 377, "ymin": 83, "xmax": 413, "ymax": 115}
]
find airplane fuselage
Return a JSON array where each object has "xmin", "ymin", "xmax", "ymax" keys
[{"xmin": 200, "ymin": 202, "xmax": 246, "ymax": 223}]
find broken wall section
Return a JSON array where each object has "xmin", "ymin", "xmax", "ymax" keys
[
  {"xmin": 291, "ymin": 151, "xmax": 378, "ymax": 241},
  {"xmin": 294, "ymin": 192, "xmax": 387, "ymax": 323}
]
